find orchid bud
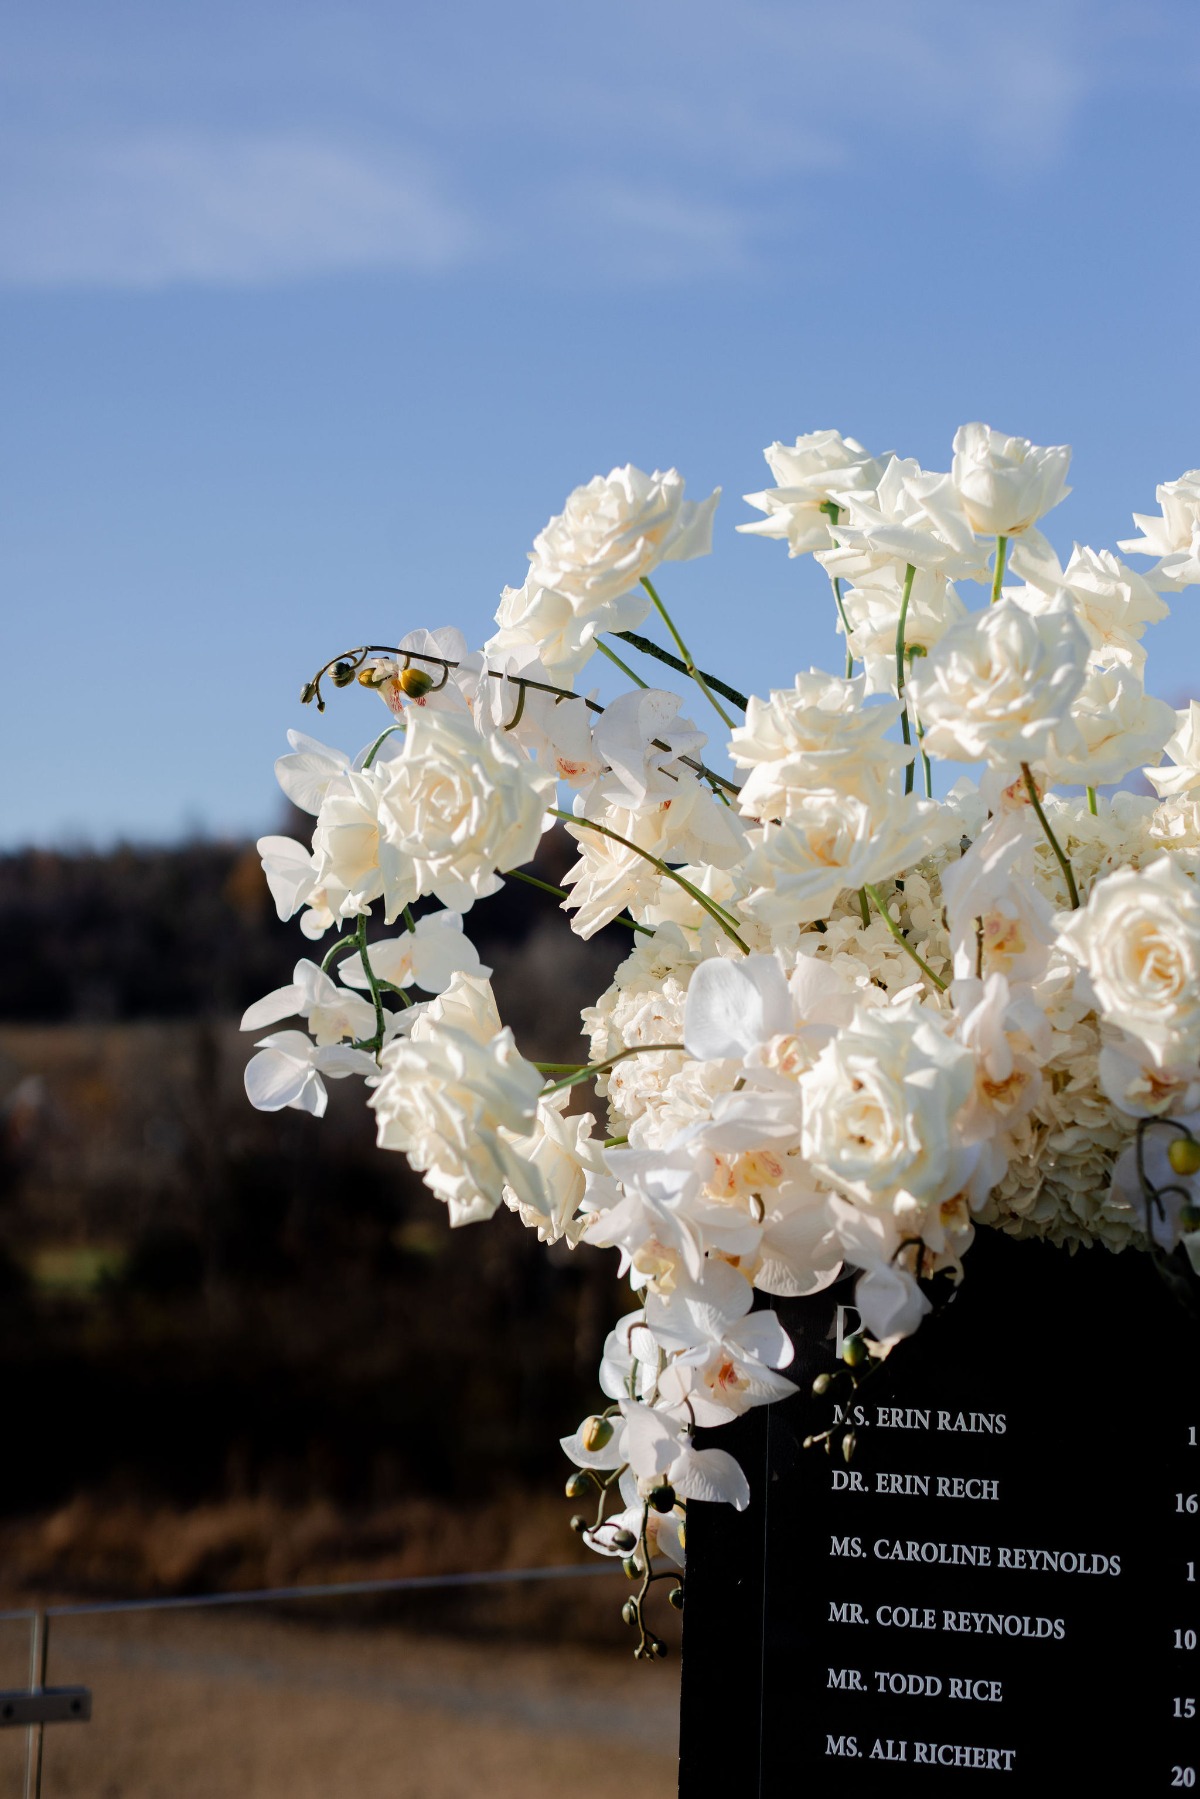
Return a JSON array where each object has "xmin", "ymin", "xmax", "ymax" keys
[
  {"xmin": 652, "ymin": 1638, "xmax": 668, "ymax": 1659},
  {"xmin": 565, "ymin": 1471, "xmax": 593, "ymax": 1500},
  {"xmin": 357, "ymin": 666, "xmax": 382, "ymax": 688},
  {"xmin": 331, "ymin": 661, "xmax": 357, "ymax": 688},
  {"xmin": 622, "ymin": 1556, "xmax": 640, "ymax": 1580},
  {"xmin": 398, "ymin": 666, "xmax": 435, "ymax": 698},
  {"xmin": 569, "ymin": 1514, "xmax": 588, "ymax": 1535},
  {"xmin": 1181, "ymin": 1204, "xmax": 1200, "ymax": 1233},
  {"xmin": 621, "ymin": 1598, "xmax": 637, "ymax": 1627},
  {"xmin": 580, "ymin": 1414, "xmax": 614, "ymax": 1453},
  {"xmin": 668, "ymin": 1585, "xmax": 684, "ymax": 1611},
  {"xmin": 842, "ymin": 1429, "xmax": 857, "ymax": 1463},
  {"xmin": 812, "ymin": 1372, "xmax": 832, "ymax": 1396},
  {"xmin": 649, "ymin": 1483, "xmax": 676, "ymax": 1514},
  {"xmin": 843, "ymin": 1334, "xmax": 867, "ymax": 1368},
  {"xmin": 1169, "ymin": 1137, "xmax": 1200, "ymax": 1178},
  {"xmin": 611, "ymin": 1527, "xmax": 637, "ymax": 1552}
]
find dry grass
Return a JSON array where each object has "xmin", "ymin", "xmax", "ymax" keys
[{"xmin": 36, "ymin": 1607, "xmax": 679, "ymax": 1799}]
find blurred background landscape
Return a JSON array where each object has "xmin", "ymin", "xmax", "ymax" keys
[{"xmin": 0, "ymin": 821, "xmax": 628, "ymax": 1604}]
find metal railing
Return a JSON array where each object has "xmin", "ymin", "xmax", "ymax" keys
[{"xmin": 0, "ymin": 1561, "xmax": 617, "ymax": 1798}]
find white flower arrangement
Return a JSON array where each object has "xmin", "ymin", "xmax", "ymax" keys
[{"xmin": 243, "ymin": 430, "xmax": 1200, "ymax": 1660}]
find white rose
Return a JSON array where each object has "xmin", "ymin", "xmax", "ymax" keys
[
  {"xmin": 528, "ymin": 464, "xmax": 719, "ymax": 609},
  {"xmin": 738, "ymin": 430, "xmax": 885, "ymax": 556},
  {"xmin": 1014, "ymin": 544, "xmax": 1168, "ymax": 668},
  {"xmin": 487, "ymin": 577, "xmax": 646, "ymax": 678},
  {"xmin": 369, "ymin": 973, "xmax": 547, "ymax": 1226},
  {"xmin": 799, "ymin": 1001, "xmax": 978, "ymax": 1209},
  {"xmin": 816, "ymin": 454, "xmax": 984, "ymax": 586},
  {"xmin": 501, "ymin": 1092, "xmax": 606, "ymax": 1244},
  {"xmin": 1059, "ymin": 855, "xmax": 1200, "ymax": 1067},
  {"xmin": 951, "ymin": 422, "xmax": 1071, "ymax": 538},
  {"xmin": 1119, "ymin": 469, "xmax": 1200, "ymax": 590},
  {"xmin": 908, "ymin": 598, "xmax": 1089, "ymax": 769},
  {"xmin": 730, "ymin": 670, "xmax": 911, "ymax": 818},
  {"xmin": 1145, "ymin": 702, "xmax": 1200, "ymax": 801},
  {"xmin": 377, "ymin": 709, "xmax": 554, "ymax": 914},
  {"xmin": 311, "ymin": 768, "xmax": 415, "ymax": 923},
  {"xmin": 742, "ymin": 794, "xmax": 957, "ymax": 930},
  {"xmin": 839, "ymin": 568, "xmax": 968, "ymax": 698},
  {"xmin": 1042, "ymin": 656, "xmax": 1175, "ymax": 789}
]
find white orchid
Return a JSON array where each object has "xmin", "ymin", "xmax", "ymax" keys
[{"xmin": 242, "ymin": 424, "xmax": 1200, "ymax": 1598}]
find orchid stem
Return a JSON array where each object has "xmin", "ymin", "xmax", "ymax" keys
[
  {"xmin": 639, "ymin": 577, "xmax": 736, "ymax": 730},
  {"xmin": 597, "ymin": 638, "xmax": 650, "ymax": 689},
  {"xmin": 551, "ymin": 809, "xmax": 750, "ymax": 953},
  {"xmin": 613, "ymin": 630, "xmax": 749, "ymax": 711},
  {"xmin": 862, "ymin": 884, "xmax": 947, "ymax": 992},
  {"xmin": 1087, "ymin": 786, "xmax": 1098, "ymax": 816},
  {"xmin": 821, "ymin": 501, "xmax": 855, "ymax": 678},
  {"xmin": 991, "ymin": 536, "xmax": 1008, "ymax": 604},
  {"xmin": 538, "ymin": 1044, "xmax": 686, "ymax": 1096},
  {"xmin": 509, "ymin": 866, "xmax": 652, "ymax": 934},
  {"xmin": 1021, "ymin": 764, "xmax": 1080, "ymax": 909},
  {"xmin": 895, "ymin": 563, "xmax": 916, "ymax": 795}
]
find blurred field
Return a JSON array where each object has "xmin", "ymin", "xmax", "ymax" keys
[{"xmin": 34, "ymin": 1606, "xmax": 679, "ymax": 1799}]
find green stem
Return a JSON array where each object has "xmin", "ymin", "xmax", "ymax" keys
[
  {"xmin": 508, "ymin": 866, "xmax": 652, "ymax": 934},
  {"xmin": 353, "ymin": 914, "xmax": 386, "ymax": 1051},
  {"xmin": 895, "ymin": 563, "xmax": 916, "ymax": 795},
  {"xmin": 858, "ymin": 888, "xmax": 871, "ymax": 929},
  {"xmin": 552, "ymin": 808, "xmax": 750, "ymax": 953},
  {"xmin": 639, "ymin": 577, "xmax": 736, "ymax": 730},
  {"xmin": 362, "ymin": 725, "xmax": 403, "ymax": 768},
  {"xmin": 1021, "ymin": 764, "xmax": 1080, "ymax": 909},
  {"xmin": 991, "ymin": 535, "xmax": 1008, "ymax": 605},
  {"xmin": 1086, "ymin": 786, "xmax": 1098, "ymax": 817},
  {"xmin": 820, "ymin": 502, "xmax": 855, "ymax": 678},
  {"xmin": 597, "ymin": 638, "xmax": 650, "ymax": 689},
  {"xmin": 320, "ymin": 934, "xmax": 360, "ymax": 975},
  {"xmin": 862, "ymin": 885, "xmax": 947, "ymax": 992},
  {"xmin": 613, "ymin": 632, "xmax": 748, "ymax": 712},
  {"xmin": 538, "ymin": 1043, "xmax": 686, "ymax": 1096}
]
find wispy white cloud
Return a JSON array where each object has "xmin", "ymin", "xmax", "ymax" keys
[
  {"xmin": 0, "ymin": 133, "xmax": 476, "ymax": 287},
  {"xmin": 0, "ymin": 0, "xmax": 1188, "ymax": 291}
]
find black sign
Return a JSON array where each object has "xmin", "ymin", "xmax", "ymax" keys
[{"xmin": 679, "ymin": 1230, "xmax": 1199, "ymax": 1790}]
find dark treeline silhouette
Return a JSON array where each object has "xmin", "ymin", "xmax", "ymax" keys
[{"xmin": 0, "ymin": 827, "xmax": 630, "ymax": 1595}]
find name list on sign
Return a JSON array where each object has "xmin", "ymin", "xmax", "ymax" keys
[{"xmin": 819, "ymin": 1388, "xmax": 1123, "ymax": 1775}]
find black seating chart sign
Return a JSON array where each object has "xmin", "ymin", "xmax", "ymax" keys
[{"xmin": 678, "ymin": 1231, "xmax": 1199, "ymax": 1791}]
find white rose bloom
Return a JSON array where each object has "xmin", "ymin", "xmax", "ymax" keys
[
  {"xmin": 908, "ymin": 598, "xmax": 1089, "ymax": 770},
  {"xmin": 487, "ymin": 577, "xmax": 648, "ymax": 678},
  {"xmin": 311, "ymin": 769, "xmax": 413, "ymax": 924},
  {"xmin": 800, "ymin": 1000, "xmax": 979, "ymax": 1210},
  {"xmin": 1059, "ymin": 855, "xmax": 1200, "ymax": 1068},
  {"xmin": 950, "ymin": 421, "xmax": 1071, "ymax": 538},
  {"xmin": 1145, "ymin": 702, "xmax": 1200, "ymax": 800},
  {"xmin": 1014, "ymin": 544, "xmax": 1168, "ymax": 669},
  {"xmin": 1042, "ymin": 656, "xmax": 1175, "ymax": 789},
  {"xmin": 816, "ymin": 454, "xmax": 985, "ymax": 585},
  {"xmin": 501, "ymin": 1091, "xmax": 605, "ymax": 1245},
  {"xmin": 1119, "ymin": 469, "xmax": 1200, "ymax": 590},
  {"xmin": 742, "ymin": 794, "xmax": 958, "ymax": 931},
  {"xmin": 369, "ymin": 972, "xmax": 547, "ymax": 1226},
  {"xmin": 529, "ymin": 464, "xmax": 719, "ymax": 610},
  {"xmin": 839, "ymin": 568, "xmax": 968, "ymax": 698},
  {"xmin": 376, "ymin": 709, "xmax": 554, "ymax": 915},
  {"xmin": 738, "ymin": 430, "xmax": 886, "ymax": 556},
  {"xmin": 561, "ymin": 788, "xmax": 745, "ymax": 940},
  {"xmin": 730, "ymin": 670, "xmax": 911, "ymax": 818}
]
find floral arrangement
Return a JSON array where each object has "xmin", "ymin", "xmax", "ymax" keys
[{"xmin": 242, "ymin": 428, "xmax": 1200, "ymax": 1658}]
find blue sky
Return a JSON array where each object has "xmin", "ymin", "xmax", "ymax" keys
[{"xmin": 2, "ymin": 0, "xmax": 1199, "ymax": 845}]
